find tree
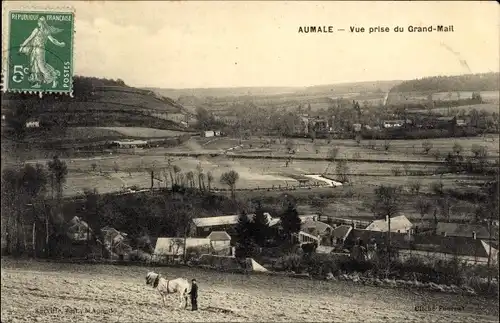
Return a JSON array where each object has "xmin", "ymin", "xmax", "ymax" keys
[
  {"xmin": 252, "ymin": 202, "xmax": 270, "ymax": 246},
  {"xmin": 186, "ymin": 171, "xmax": 195, "ymax": 188},
  {"xmin": 47, "ymin": 156, "xmax": 68, "ymax": 200},
  {"xmin": 220, "ymin": 170, "xmax": 239, "ymax": 200},
  {"xmin": 172, "ymin": 165, "xmax": 181, "ymax": 185},
  {"xmin": 234, "ymin": 211, "xmax": 254, "ymax": 258},
  {"xmin": 280, "ymin": 202, "xmax": 302, "ymax": 243},
  {"xmin": 391, "ymin": 166, "xmax": 402, "ymax": 177},
  {"xmin": 371, "ymin": 185, "xmax": 402, "ymax": 277},
  {"xmin": 166, "ymin": 158, "xmax": 175, "ymax": 189},
  {"xmin": 335, "ymin": 159, "xmax": 349, "ymax": 183},
  {"xmin": 198, "ymin": 172, "xmax": 206, "ymax": 191},
  {"xmin": 436, "ymin": 196, "xmax": 453, "ymax": 222},
  {"xmin": 196, "ymin": 163, "xmax": 204, "ymax": 191},
  {"xmin": 83, "ymin": 188, "xmax": 101, "ymax": 254},
  {"xmin": 452, "ymin": 142, "xmax": 463, "ymax": 156},
  {"xmin": 383, "ymin": 140, "xmax": 391, "ymax": 152},
  {"xmin": 196, "ymin": 106, "xmax": 214, "ymax": 130},
  {"xmin": 430, "ymin": 181, "xmax": 444, "ymax": 196},
  {"xmin": 408, "ymin": 180, "xmax": 422, "ymax": 195},
  {"xmin": 324, "ymin": 147, "xmax": 339, "ymax": 174},
  {"xmin": 206, "ymin": 171, "xmax": 214, "ymax": 192},
  {"xmin": 1, "ymin": 164, "xmax": 48, "ymax": 255},
  {"xmin": 422, "ymin": 140, "xmax": 433, "ymax": 154},
  {"xmin": 286, "ymin": 139, "xmax": 295, "ymax": 153},
  {"xmin": 415, "ymin": 199, "xmax": 432, "ymax": 226}
]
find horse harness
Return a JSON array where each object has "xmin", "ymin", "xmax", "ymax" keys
[{"xmin": 153, "ymin": 274, "xmax": 170, "ymax": 294}]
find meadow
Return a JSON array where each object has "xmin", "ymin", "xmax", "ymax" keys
[
  {"xmin": 96, "ymin": 127, "xmax": 191, "ymax": 138},
  {"xmin": 413, "ymin": 103, "xmax": 499, "ymax": 115},
  {"xmin": 15, "ymin": 133, "xmax": 498, "ymax": 199},
  {"xmin": 2, "ymin": 259, "xmax": 498, "ymax": 323}
]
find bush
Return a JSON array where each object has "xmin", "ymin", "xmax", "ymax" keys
[
  {"xmin": 304, "ymin": 253, "xmax": 339, "ymax": 277},
  {"xmin": 275, "ymin": 253, "xmax": 304, "ymax": 273}
]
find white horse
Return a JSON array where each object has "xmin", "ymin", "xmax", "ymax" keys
[{"xmin": 145, "ymin": 271, "xmax": 191, "ymax": 309}]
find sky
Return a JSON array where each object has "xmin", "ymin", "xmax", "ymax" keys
[{"xmin": 4, "ymin": 1, "xmax": 499, "ymax": 89}]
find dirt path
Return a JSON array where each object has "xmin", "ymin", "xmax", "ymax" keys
[{"xmin": 1, "ymin": 259, "xmax": 498, "ymax": 323}]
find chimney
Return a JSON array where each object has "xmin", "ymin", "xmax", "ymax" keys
[{"xmin": 472, "ymin": 231, "xmax": 476, "ymax": 240}]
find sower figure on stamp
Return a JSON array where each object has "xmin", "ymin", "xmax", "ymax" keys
[{"xmin": 189, "ymin": 279, "xmax": 198, "ymax": 311}]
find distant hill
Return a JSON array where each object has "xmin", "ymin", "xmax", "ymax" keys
[
  {"xmin": 299, "ymin": 80, "xmax": 403, "ymax": 95},
  {"xmin": 2, "ymin": 76, "xmax": 192, "ymax": 132},
  {"xmin": 145, "ymin": 86, "xmax": 303, "ymax": 101},
  {"xmin": 389, "ymin": 73, "xmax": 500, "ymax": 93},
  {"xmin": 147, "ymin": 80, "xmax": 406, "ymax": 101}
]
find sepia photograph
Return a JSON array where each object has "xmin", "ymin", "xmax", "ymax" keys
[{"xmin": 1, "ymin": 1, "xmax": 499, "ymax": 322}]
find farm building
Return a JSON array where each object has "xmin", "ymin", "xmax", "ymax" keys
[
  {"xmin": 365, "ymin": 215, "xmax": 413, "ymax": 233},
  {"xmin": 294, "ymin": 116, "xmax": 309, "ymax": 135},
  {"xmin": 110, "ymin": 139, "xmax": 148, "ymax": 148},
  {"xmin": 153, "ymin": 237, "xmax": 211, "ymax": 260},
  {"xmin": 190, "ymin": 213, "xmax": 317, "ymax": 237},
  {"xmin": 66, "ymin": 216, "xmax": 92, "ymax": 241},
  {"xmin": 435, "ymin": 222, "xmax": 498, "ymax": 240},
  {"xmin": 382, "ymin": 120, "xmax": 405, "ymax": 128},
  {"xmin": 330, "ymin": 225, "xmax": 353, "ymax": 245},
  {"xmin": 190, "ymin": 213, "xmax": 274, "ymax": 237},
  {"xmin": 201, "ymin": 130, "xmax": 215, "ymax": 138},
  {"xmin": 310, "ymin": 118, "xmax": 329, "ymax": 132},
  {"xmin": 207, "ymin": 231, "xmax": 232, "ymax": 255},
  {"xmin": 25, "ymin": 120, "xmax": 40, "ymax": 128},
  {"xmin": 343, "ymin": 228, "xmax": 498, "ymax": 265}
]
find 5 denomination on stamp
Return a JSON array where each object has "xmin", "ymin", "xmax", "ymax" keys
[{"xmin": 5, "ymin": 10, "xmax": 74, "ymax": 94}]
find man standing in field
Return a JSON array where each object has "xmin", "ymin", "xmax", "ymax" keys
[{"xmin": 189, "ymin": 279, "xmax": 198, "ymax": 311}]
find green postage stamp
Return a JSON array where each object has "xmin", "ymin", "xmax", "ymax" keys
[{"xmin": 3, "ymin": 8, "xmax": 75, "ymax": 95}]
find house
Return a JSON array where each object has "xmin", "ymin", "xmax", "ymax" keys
[
  {"xmin": 201, "ymin": 130, "xmax": 215, "ymax": 138},
  {"xmin": 301, "ymin": 220, "xmax": 333, "ymax": 236},
  {"xmin": 66, "ymin": 216, "xmax": 92, "ymax": 241},
  {"xmin": 153, "ymin": 237, "xmax": 211, "ymax": 260},
  {"xmin": 456, "ymin": 119, "xmax": 467, "ymax": 127},
  {"xmin": 101, "ymin": 226, "xmax": 132, "ymax": 259},
  {"xmin": 436, "ymin": 222, "xmax": 497, "ymax": 240},
  {"xmin": 294, "ymin": 117, "xmax": 309, "ymax": 135},
  {"xmin": 25, "ymin": 120, "xmax": 40, "ymax": 128},
  {"xmin": 190, "ymin": 213, "xmax": 274, "ymax": 237},
  {"xmin": 382, "ymin": 120, "xmax": 404, "ymax": 128},
  {"xmin": 300, "ymin": 220, "xmax": 334, "ymax": 245},
  {"xmin": 330, "ymin": 225, "xmax": 353, "ymax": 246},
  {"xmin": 352, "ymin": 123, "xmax": 362, "ymax": 132},
  {"xmin": 110, "ymin": 140, "xmax": 148, "ymax": 148},
  {"xmin": 435, "ymin": 116, "xmax": 457, "ymax": 129},
  {"xmin": 365, "ymin": 215, "xmax": 413, "ymax": 233},
  {"xmin": 207, "ymin": 231, "xmax": 232, "ymax": 255},
  {"xmin": 310, "ymin": 118, "xmax": 329, "ymax": 132}
]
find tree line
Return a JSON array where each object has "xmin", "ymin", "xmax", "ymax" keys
[{"xmin": 390, "ymin": 73, "xmax": 499, "ymax": 93}]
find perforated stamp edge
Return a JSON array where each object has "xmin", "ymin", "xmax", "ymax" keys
[{"xmin": 1, "ymin": 3, "xmax": 76, "ymax": 97}]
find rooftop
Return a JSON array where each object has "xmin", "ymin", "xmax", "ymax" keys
[
  {"xmin": 347, "ymin": 229, "xmax": 490, "ymax": 258},
  {"xmin": 207, "ymin": 231, "xmax": 232, "ymax": 241},
  {"xmin": 365, "ymin": 215, "xmax": 413, "ymax": 232},
  {"xmin": 436, "ymin": 222, "xmax": 496, "ymax": 240}
]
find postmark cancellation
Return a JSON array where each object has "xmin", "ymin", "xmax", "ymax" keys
[{"xmin": 2, "ymin": 4, "xmax": 75, "ymax": 96}]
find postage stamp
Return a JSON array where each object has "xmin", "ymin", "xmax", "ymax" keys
[{"xmin": 2, "ymin": 8, "xmax": 75, "ymax": 95}]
